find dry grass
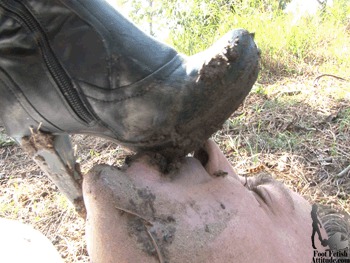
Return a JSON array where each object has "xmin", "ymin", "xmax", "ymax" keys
[
  {"xmin": 1, "ymin": 2, "xmax": 349, "ymax": 261},
  {"xmin": 215, "ymin": 76, "xmax": 350, "ymax": 214},
  {"xmin": 0, "ymin": 133, "xmax": 89, "ymax": 262},
  {"xmin": 0, "ymin": 75, "xmax": 349, "ymax": 262}
]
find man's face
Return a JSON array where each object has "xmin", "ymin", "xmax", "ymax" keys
[{"xmin": 83, "ymin": 140, "xmax": 327, "ymax": 263}]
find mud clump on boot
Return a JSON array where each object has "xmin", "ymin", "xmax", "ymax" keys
[
  {"xmin": 21, "ymin": 131, "xmax": 55, "ymax": 156},
  {"xmin": 124, "ymin": 151, "xmax": 183, "ymax": 175},
  {"xmin": 197, "ymin": 41, "xmax": 239, "ymax": 86}
]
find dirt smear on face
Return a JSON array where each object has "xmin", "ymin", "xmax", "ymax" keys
[{"xmin": 121, "ymin": 187, "xmax": 176, "ymax": 263}]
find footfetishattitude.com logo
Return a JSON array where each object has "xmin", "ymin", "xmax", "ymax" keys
[{"xmin": 311, "ymin": 204, "xmax": 349, "ymax": 262}]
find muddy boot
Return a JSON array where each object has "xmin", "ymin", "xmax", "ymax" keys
[{"xmin": 0, "ymin": 0, "xmax": 259, "ymax": 157}]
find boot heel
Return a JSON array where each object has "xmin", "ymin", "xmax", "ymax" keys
[{"xmin": 20, "ymin": 133, "xmax": 86, "ymax": 218}]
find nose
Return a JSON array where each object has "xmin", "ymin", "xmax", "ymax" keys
[{"xmin": 194, "ymin": 139, "xmax": 242, "ymax": 181}]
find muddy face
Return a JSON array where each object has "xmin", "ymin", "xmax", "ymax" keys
[{"xmin": 83, "ymin": 140, "xmax": 327, "ymax": 263}]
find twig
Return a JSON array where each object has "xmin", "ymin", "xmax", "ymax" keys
[
  {"xmin": 337, "ymin": 164, "xmax": 350, "ymax": 177},
  {"xmin": 114, "ymin": 205, "xmax": 152, "ymax": 225},
  {"xmin": 114, "ymin": 205, "xmax": 164, "ymax": 263},
  {"xmin": 334, "ymin": 146, "xmax": 350, "ymax": 159},
  {"xmin": 314, "ymin": 74, "xmax": 349, "ymax": 86},
  {"xmin": 146, "ymin": 226, "xmax": 165, "ymax": 263}
]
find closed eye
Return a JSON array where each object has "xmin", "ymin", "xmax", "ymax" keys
[
  {"xmin": 245, "ymin": 174, "xmax": 294, "ymax": 212},
  {"xmin": 251, "ymin": 185, "xmax": 273, "ymax": 207},
  {"xmin": 246, "ymin": 175, "xmax": 274, "ymax": 206}
]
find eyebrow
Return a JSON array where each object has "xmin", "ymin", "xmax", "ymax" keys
[{"xmin": 246, "ymin": 174, "xmax": 295, "ymax": 210}]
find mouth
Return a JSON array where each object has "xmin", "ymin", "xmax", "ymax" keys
[{"xmin": 193, "ymin": 140, "xmax": 295, "ymax": 215}]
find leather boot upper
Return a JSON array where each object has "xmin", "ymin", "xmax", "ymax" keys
[{"xmin": 0, "ymin": 0, "xmax": 260, "ymax": 157}]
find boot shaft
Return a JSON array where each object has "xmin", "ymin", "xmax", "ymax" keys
[
  {"xmin": 0, "ymin": 0, "xmax": 177, "ymax": 140},
  {"xmin": 0, "ymin": 0, "xmax": 260, "ymax": 156}
]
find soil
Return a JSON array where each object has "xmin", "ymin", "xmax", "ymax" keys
[
  {"xmin": 0, "ymin": 75, "xmax": 349, "ymax": 262},
  {"xmin": 125, "ymin": 151, "xmax": 183, "ymax": 175},
  {"xmin": 197, "ymin": 40, "xmax": 239, "ymax": 85},
  {"xmin": 213, "ymin": 170, "xmax": 228, "ymax": 177},
  {"xmin": 21, "ymin": 131, "xmax": 55, "ymax": 155},
  {"xmin": 121, "ymin": 186, "xmax": 176, "ymax": 262}
]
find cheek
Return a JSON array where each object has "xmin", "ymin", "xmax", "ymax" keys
[
  {"xmin": 207, "ymin": 201, "xmax": 314, "ymax": 262},
  {"xmin": 218, "ymin": 183, "xmax": 314, "ymax": 262}
]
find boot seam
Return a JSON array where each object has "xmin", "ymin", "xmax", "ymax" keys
[
  {"xmin": 84, "ymin": 90, "xmax": 148, "ymax": 103},
  {"xmin": 78, "ymin": 55, "xmax": 183, "ymax": 102}
]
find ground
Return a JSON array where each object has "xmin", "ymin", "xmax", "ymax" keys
[{"xmin": 0, "ymin": 75, "xmax": 349, "ymax": 262}]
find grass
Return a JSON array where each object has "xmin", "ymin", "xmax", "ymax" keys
[
  {"xmin": 0, "ymin": 132, "xmax": 15, "ymax": 147},
  {"xmin": 1, "ymin": 0, "xmax": 350, "ymax": 261},
  {"xmin": 162, "ymin": 0, "xmax": 350, "ymax": 82}
]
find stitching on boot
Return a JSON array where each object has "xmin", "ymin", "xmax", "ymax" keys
[{"xmin": 85, "ymin": 90, "xmax": 148, "ymax": 103}]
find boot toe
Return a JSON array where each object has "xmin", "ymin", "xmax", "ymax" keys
[
  {"xmin": 155, "ymin": 29, "xmax": 260, "ymax": 158},
  {"xmin": 119, "ymin": 29, "xmax": 260, "ymax": 158}
]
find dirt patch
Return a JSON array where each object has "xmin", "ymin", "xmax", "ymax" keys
[
  {"xmin": 125, "ymin": 151, "xmax": 183, "ymax": 175},
  {"xmin": 197, "ymin": 39, "xmax": 239, "ymax": 85},
  {"xmin": 21, "ymin": 131, "xmax": 55, "ymax": 155},
  {"xmin": 73, "ymin": 197, "xmax": 87, "ymax": 219},
  {"xmin": 122, "ymin": 187, "xmax": 176, "ymax": 262},
  {"xmin": 213, "ymin": 170, "xmax": 228, "ymax": 177},
  {"xmin": 1, "ymin": 75, "xmax": 349, "ymax": 262},
  {"xmin": 126, "ymin": 216, "xmax": 176, "ymax": 262},
  {"xmin": 197, "ymin": 40, "xmax": 238, "ymax": 85},
  {"xmin": 136, "ymin": 188, "xmax": 156, "ymax": 214},
  {"xmin": 20, "ymin": 132, "xmax": 86, "ymax": 218}
]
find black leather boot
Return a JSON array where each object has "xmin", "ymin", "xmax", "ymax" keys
[{"xmin": 0, "ymin": 0, "xmax": 259, "ymax": 157}]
